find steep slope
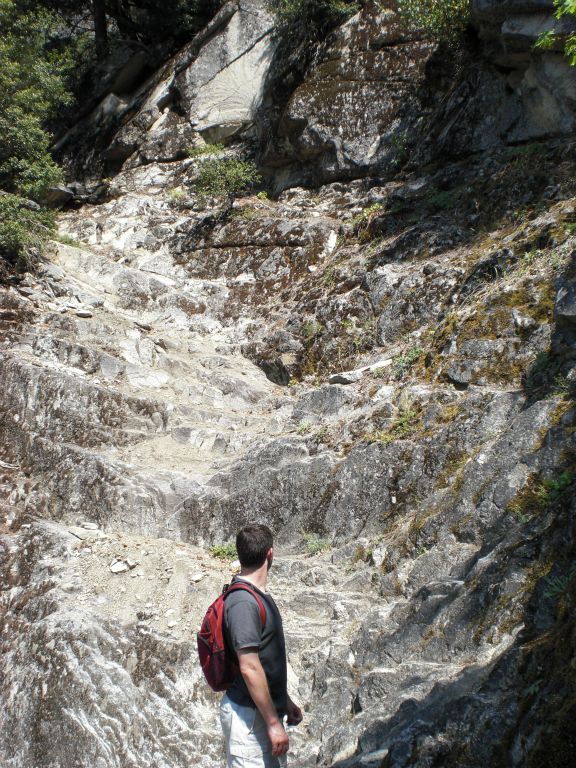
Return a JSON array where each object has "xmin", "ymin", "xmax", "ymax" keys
[{"xmin": 1, "ymin": 1, "xmax": 576, "ymax": 767}]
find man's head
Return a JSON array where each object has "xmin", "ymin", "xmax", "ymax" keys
[{"xmin": 236, "ymin": 523, "xmax": 274, "ymax": 569}]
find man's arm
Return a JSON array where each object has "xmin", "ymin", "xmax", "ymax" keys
[{"xmin": 237, "ymin": 649, "xmax": 289, "ymax": 757}]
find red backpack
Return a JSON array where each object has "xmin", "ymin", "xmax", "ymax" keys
[{"xmin": 197, "ymin": 582, "xmax": 267, "ymax": 692}]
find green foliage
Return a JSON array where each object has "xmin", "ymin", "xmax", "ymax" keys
[
  {"xmin": 54, "ymin": 232, "xmax": 81, "ymax": 247},
  {"xmin": 534, "ymin": 29, "xmax": 556, "ymax": 50},
  {"xmin": 507, "ymin": 471, "xmax": 575, "ymax": 520},
  {"xmin": 350, "ymin": 203, "xmax": 383, "ymax": 228},
  {"xmin": 426, "ymin": 188, "xmax": 459, "ymax": 211},
  {"xmin": 187, "ymin": 143, "xmax": 225, "ymax": 158},
  {"xmin": 266, "ymin": 0, "xmax": 358, "ymax": 38},
  {"xmin": 209, "ymin": 542, "xmax": 238, "ymax": 560},
  {"xmin": 364, "ymin": 402, "xmax": 421, "ymax": 444},
  {"xmin": 393, "ymin": 346, "xmax": 424, "ymax": 378},
  {"xmin": 302, "ymin": 531, "xmax": 331, "ymax": 555},
  {"xmin": 195, "ymin": 158, "xmax": 261, "ymax": 205},
  {"xmin": 301, "ymin": 319, "xmax": 322, "ymax": 340},
  {"xmin": 532, "ymin": 0, "xmax": 576, "ymax": 65},
  {"xmin": 396, "ymin": 0, "xmax": 470, "ymax": 44},
  {"xmin": 0, "ymin": 193, "xmax": 55, "ymax": 268},
  {"xmin": 543, "ymin": 567, "xmax": 576, "ymax": 599},
  {"xmin": 0, "ymin": 0, "xmax": 72, "ymax": 200},
  {"xmin": 168, "ymin": 187, "xmax": 187, "ymax": 201}
]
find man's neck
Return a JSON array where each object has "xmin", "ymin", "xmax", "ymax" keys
[{"xmin": 237, "ymin": 563, "xmax": 268, "ymax": 591}]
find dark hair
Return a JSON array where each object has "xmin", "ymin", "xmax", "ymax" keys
[{"xmin": 236, "ymin": 523, "xmax": 273, "ymax": 568}]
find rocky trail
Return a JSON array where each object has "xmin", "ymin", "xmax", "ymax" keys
[{"xmin": 2, "ymin": 0, "xmax": 576, "ymax": 766}]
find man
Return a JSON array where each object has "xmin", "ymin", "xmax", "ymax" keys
[{"xmin": 221, "ymin": 523, "xmax": 302, "ymax": 768}]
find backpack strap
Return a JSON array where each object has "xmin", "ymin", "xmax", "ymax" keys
[{"xmin": 224, "ymin": 583, "xmax": 266, "ymax": 627}]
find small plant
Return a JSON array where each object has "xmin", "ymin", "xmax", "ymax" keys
[
  {"xmin": 301, "ymin": 319, "xmax": 322, "ymax": 340},
  {"xmin": 187, "ymin": 143, "xmax": 225, "ymax": 158},
  {"xmin": 302, "ymin": 531, "xmax": 331, "ymax": 555},
  {"xmin": 0, "ymin": 193, "xmax": 55, "ymax": 270},
  {"xmin": 507, "ymin": 470, "xmax": 574, "ymax": 520},
  {"xmin": 351, "ymin": 203, "xmax": 383, "ymax": 228},
  {"xmin": 372, "ymin": 367, "xmax": 386, "ymax": 379},
  {"xmin": 534, "ymin": 30, "xmax": 556, "ymax": 51},
  {"xmin": 390, "ymin": 132, "xmax": 410, "ymax": 166},
  {"xmin": 532, "ymin": 0, "xmax": 576, "ymax": 66},
  {"xmin": 195, "ymin": 158, "xmax": 261, "ymax": 206},
  {"xmin": 393, "ymin": 346, "xmax": 423, "ymax": 378},
  {"xmin": 232, "ymin": 206, "xmax": 258, "ymax": 221},
  {"xmin": 426, "ymin": 188, "xmax": 459, "ymax": 211},
  {"xmin": 257, "ymin": 191, "xmax": 270, "ymax": 201},
  {"xmin": 543, "ymin": 565, "xmax": 576, "ymax": 599},
  {"xmin": 313, "ymin": 425, "xmax": 330, "ymax": 443},
  {"xmin": 267, "ymin": 0, "xmax": 358, "ymax": 38},
  {"xmin": 322, "ymin": 266, "xmax": 337, "ymax": 288},
  {"xmin": 396, "ymin": 0, "xmax": 470, "ymax": 44},
  {"xmin": 297, "ymin": 421, "xmax": 312, "ymax": 435},
  {"xmin": 525, "ymin": 679, "xmax": 542, "ymax": 697},
  {"xmin": 54, "ymin": 232, "xmax": 81, "ymax": 248},
  {"xmin": 364, "ymin": 402, "xmax": 421, "ymax": 444},
  {"xmin": 168, "ymin": 187, "xmax": 186, "ymax": 201},
  {"xmin": 547, "ymin": 373, "xmax": 571, "ymax": 398},
  {"xmin": 209, "ymin": 542, "xmax": 238, "ymax": 560}
]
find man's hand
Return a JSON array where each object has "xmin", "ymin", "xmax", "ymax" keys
[
  {"xmin": 287, "ymin": 698, "xmax": 303, "ymax": 726},
  {"xmin": 267, "ymin": 720, "xmax": 289, "ymax": 756},
  {"xmin": 237, "ymin": 650, "xmax": 290, "ymax": 756}
]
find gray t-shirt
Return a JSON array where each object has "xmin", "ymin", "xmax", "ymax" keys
[{"xmin": 223, "ymin": 577, "xmax": 288, "ymax": 715}]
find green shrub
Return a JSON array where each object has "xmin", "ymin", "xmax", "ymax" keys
[
  {"xmin": 187, "ymin": 143, "xmax": 225, "ymax": 158},
  {"xmin": 364, "ymin": 402, "xmax": 421, "ymax": 444},
  {"xmin": 0, "ymin": 193, "xmax": 55, "ymax": 269},
  {"xmin": 266, "ymin": 0, "xmax": 358, "ymax": 38},
  {"xmin": 534, "ymin": 0, "xmax": 576, "ymax": 65},
  {"xmin": 507, "ymin": 471, "xmax": 574, "ymax": 520},
  {"xmin": 302, "ymin": 532, "xmax": 331, "ymax": 555},
  {"xmin": 195, "ymin": 158, "xmax": 261, "ymax": 205},
  {"xmin": 393, "ymin": 346, "xmax": 424, "ymax": 378},
  {"xmin": 396, "ymin": 0, "xmax": 469, "ymax": 44},
  {"xmin": 209, "ymin": 542, "xmax": 238, "ymax": 560},
  {"xmin": 0, "ymin": 0, "xmax": 71, "ymax": 200}
]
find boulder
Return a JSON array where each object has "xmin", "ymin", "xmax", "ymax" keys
[
  {"xmin": 268, "ymin": 1, "xmax": 434, "ymax": 184},
  {"xmin": 176, "ymin": 0, "xmax": 276, "ymax": 142}
]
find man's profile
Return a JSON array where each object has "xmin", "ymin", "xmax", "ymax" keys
[{"xmin": 220, "ymin": 523, "xmax": 302, "ymax": 767}]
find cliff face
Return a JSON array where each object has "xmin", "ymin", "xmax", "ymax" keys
[{"xmin": 1, "ymin": 1, "xmax": 575, "ymax": 767}]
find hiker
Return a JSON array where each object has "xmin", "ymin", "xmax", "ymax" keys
[{"xmin": 220, "ymin": 523, "xmax": 302, "ymax": 767}]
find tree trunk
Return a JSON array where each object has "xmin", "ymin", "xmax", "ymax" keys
[{"xmin": 93, "ymin": 0, "xmax": 108, "ymax": 60}]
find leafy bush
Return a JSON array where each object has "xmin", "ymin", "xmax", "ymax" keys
[
  {"xmin": 396, "ymin": 0, "xmax": 469, "ymax": 44},
  {"xmin": 0, "ymin": 0, "xmax": 72, "ymax": 200},
  {"xmin": 209, "ymin": 542, "xmax": 238, "ymax": 560},
  {"xmin": 534, "ymin": 0, "xmax": 576, "ymax": 65},
  {"xmin": 0, "ymin": 193, "xmax": 55, "ymax": 269},
  {"xmin": 195, "ymin": 158, "xmax": 261, "ymax": 205},
  {"xmin": 187, "ymin": 143, "xmax": 225, "ymax": 158},
  {"xmin": 266, "ymin": 0, "xmax": 358, "ymax": 38},
  {"xmin": 302, "ymin": 532, "xmax": 331, "ymax": 555},
  {"xmin": 393, "ymin": 346, "xmax": 424, "ymax": 378}
]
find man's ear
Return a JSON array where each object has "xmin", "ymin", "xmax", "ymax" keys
[{"xmin": 267, "ymin": 547, "xmax": 274, "ymax": 567}]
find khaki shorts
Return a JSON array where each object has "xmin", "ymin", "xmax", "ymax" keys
[{"xmin": 220, "ymin": 695, "xmax": 288, "ymax": 768}]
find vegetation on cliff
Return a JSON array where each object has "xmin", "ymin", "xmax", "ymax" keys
[
  {"xmin": 266, "ymin": 0, "xmax": 358, "ymax": 38},
  {"xmin": 0, "ymin": 0, "xmax": 71, "ymax": 268}
]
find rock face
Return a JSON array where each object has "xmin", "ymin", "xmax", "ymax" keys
[
  {"xmin": 2, "ymin": 3, "xmax": 576, "ymax": 768},
  {"xmin": 266, "ymin": 1, "xmax": 435, "ymax": 184},
  {"xmin": 467, "ymin": 0, "xmax": 576, "ymax": 143}
]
